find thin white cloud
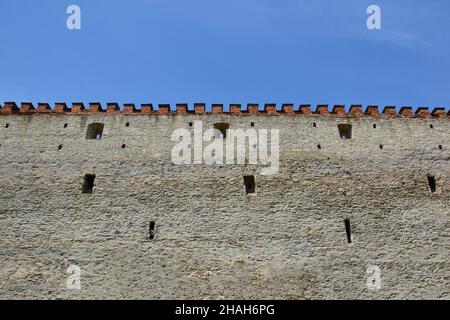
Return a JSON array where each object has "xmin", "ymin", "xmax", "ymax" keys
[{"xmin": 385, "ymin": 31, "xmax": 435, "ymax": 52}]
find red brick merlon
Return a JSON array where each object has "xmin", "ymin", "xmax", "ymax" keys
[{"xmin": 0, "ymin": 102, "xmax": 448, "ymax": 119}]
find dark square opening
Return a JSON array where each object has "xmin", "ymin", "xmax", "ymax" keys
[
  {"xmin": 214, "ymin": 123, "xmax": 230, "ymax": 139},
  {"xmin": 244, "ymin": 175, "xmax": 256, "ymax": 194},
  {"xmin": 338, "ymin": 124, "xmax": 352, "ymax": 139},
  {"xmin": 82, "ymin": 174, "xmax": 96, "ymax": 194},
  {"xmin": 86, "ymin": 123, "xmax": 105, "ymax": 140}
]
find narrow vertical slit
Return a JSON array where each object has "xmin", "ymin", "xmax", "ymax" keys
[
  {"xmin": 427, "ymin": 175, "xmax": 436, "ymax": 193},
  {"xmin": 344, "ymin": 218, "xmax": 352, "ymax": 243},
  {"xmin": 149, "ymin": 222, "xmax": 156, "ymax": 240},
  {"xmin": 244, "ymin": 175, "xmax": 256, "ymax": 194}
]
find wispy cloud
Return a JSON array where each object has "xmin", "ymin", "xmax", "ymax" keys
[
  {"xmin": 385, "ymin": 31, "xmax": 437, "ymax": 51},
  {"xmin": 377, "ymin": 30, "xmax": 436, "ymax": 54}
]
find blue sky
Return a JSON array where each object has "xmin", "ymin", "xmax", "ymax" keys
[{"xmin": 0, "ymin": 0, "xmax": 449, "ymax": 111}]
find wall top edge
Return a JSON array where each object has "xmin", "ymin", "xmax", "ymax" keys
[{"xmin": 0, "ymin": 102, "xmax": 448, "ymax": 119}]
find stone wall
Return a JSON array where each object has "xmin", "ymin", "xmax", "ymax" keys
[{"xmin": 0, "ymin": 103, "xmax": 448, "ymax": 299}]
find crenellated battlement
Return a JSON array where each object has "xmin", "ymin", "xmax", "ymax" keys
[{"xmin": 0, "ymin": 102, "xmax": 448, "ymax": 119}]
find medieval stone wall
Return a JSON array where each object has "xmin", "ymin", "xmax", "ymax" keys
[{"xmin": 0, "ymin": 103, "xmax": 448, "ymax": 299}]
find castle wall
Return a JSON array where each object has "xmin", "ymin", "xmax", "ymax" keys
[{"xmin": 0, "ymin": 103, "xmax": 448, "ymax": 299}]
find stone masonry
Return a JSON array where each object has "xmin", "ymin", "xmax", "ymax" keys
[{"xmin": 0, "ymin": 102, "xmax": 448, "ymax": 299}]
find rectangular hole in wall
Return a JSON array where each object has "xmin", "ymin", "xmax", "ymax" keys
[
  {"xmin": 338, "ymin": 124, "xmax": 352, "ymax": 139},
  {"xmin": 214, "ymin": 123, "xmax": 229, "ymax": 139},
  {"xmin": 344, "ymin": 218, "xmax": 352, "ymax": 243},
  {"xmin": 244, "ymin": 175, "xmax": 256, "ymax": 194},
  {"xmin": 82, "ymin": 174, "xmax": 96, "ymax": 194},
  {"xmin": 86, "ymin": 123, "xmax": 105, "ymax": 140},
  {"xmin": 149, "ymin": 221, "xmax": 155, "ymax": 240},
  {"xmin": 427, "ymin": 175, "xmax": 436, "ymax": 193}
]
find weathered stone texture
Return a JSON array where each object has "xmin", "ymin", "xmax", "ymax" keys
[{"xmin": 0, "ymin": 111, "xmax": 448, "ymax": 299}]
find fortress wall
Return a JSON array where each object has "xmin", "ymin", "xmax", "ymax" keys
[{"xmin": 0, "ymin": 104, "xmax": 448, "ymax": 299}]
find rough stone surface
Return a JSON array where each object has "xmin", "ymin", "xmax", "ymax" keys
[{"xmin": 0, "ymin": 112, "xmax": 448, "ymax": 300}]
